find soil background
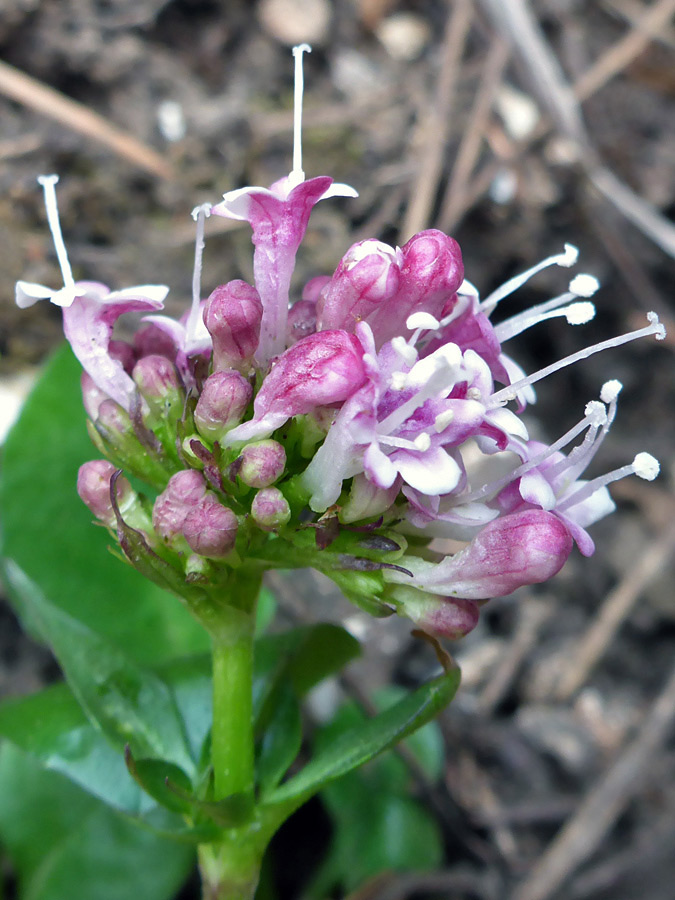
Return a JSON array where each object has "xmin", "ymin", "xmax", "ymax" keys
[{"xmin": 1, "ymin": 1, "xmax": 674, "ymax": 899}]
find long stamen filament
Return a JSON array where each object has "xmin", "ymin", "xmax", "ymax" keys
[
  {"xmin": 186, "ymin": 203, "xmax": 211, "ymax": 344},
  {"xmin": 377, "ymin": 359, "xmax": 460, "ymax": 434},
  {"xmin": 291, "ymin": 43, "xmax": 311, "ymax": 181},
  {"xmin": 37, "ymin": 174, "xmax": 74, "ymax": 288},
  {"xmin": 480, "ymin": 243, "xmax": 579, "ymax": 313},
  {"xmin": 557, "ymin": 453, "xmax": 660, "ymax": 513},
  {"xmin": 490, "ymin": 314, "xmax": 665, "ymax": 406}
]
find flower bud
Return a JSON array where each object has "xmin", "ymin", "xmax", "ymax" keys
[
  {"xmin": 95, "ymin": 399, "xmax": 135, "ymax": 443},
  {"xmin": 203, "ymin": 280, "xmax": 263, "ymax": 372},
  {"xmin": 182, "ymin": 495, "xmax": 238, "ymax": 558},
  {"xmin": 237, "ymin": 440, "xmax": 286, "ymax": 488},
  {"xmin": 152, "ymin": 469, "xmax": 207, "ymax": 542},
  {"xmin": 132, "ymin": 354, "xmax": 183, "ymax": 414},
  {"xmin": 387, "ymin": 585, "xmax": 479, "ymax": 638},
  {"xmin": 385, "ymin": 510, "xmax": 573, "ymax": 599},
  {"xmin": 250, "ymin": 487, "xmax": 291, "ymax": 531},
  {"xmin": 339, "ymin": 474, "xmax": 400, "ymax": 524},
  {"xmin": 225, "ymin": 330, "xmax": 366, "ymax": 444},
  {"xmin": 317, "ymin": 240, "xmax": 400, "ymax": 332},
  {"xmin": 194, "ymin": 371, "xmax": 253, "ymax": 442},
  {"xmin": 77, "ymin": 460, "xmax": 134, "ymax": 527}
]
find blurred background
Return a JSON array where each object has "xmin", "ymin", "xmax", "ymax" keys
[{"xmin": 1, "ymin": 1, "xmax": 675, "ymax": 898}]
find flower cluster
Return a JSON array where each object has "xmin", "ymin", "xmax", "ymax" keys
[{"xmin": 16, "ymin": 164, "xmax": 665, "ymax": 639}]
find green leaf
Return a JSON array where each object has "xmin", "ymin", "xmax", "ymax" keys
[
  {"xmin": 0, "ymin": 343, "xmax": 208, "ymax": 664},
  {"xmin": 262, "ymin": 667, "xmax": 460, "ymax": 810},
  {"xmin": 253, "ymin": 624, "xmax": 360, "ymax": 729},
  {"xmin": 0, "ymin": 743, "xmax": 194, "ymax": 900},
  {"xmin": 256, "ymin": 684, "xmax": 302, "ymax": 797},
  {"xmin": 4, "ymin": 564, "xmax": 194, "ymax": 774}
]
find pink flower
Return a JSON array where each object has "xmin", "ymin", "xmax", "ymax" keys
[{"xmin": 212, "ymin": 173, "xmax": 357, "ymax": 366}]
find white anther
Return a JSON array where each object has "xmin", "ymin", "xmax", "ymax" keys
[
  {"xmin": 560, "ymin": 243, "xmax": 579, "ymax": 266},
  {"xmin": 414, "ymin": 433, "xmax": 431, "ymax": 451},
  {"xmin": 434, "ymin": 409, "xmax": 455, "ymax": 432},
  {"xmin": 390, "ymin": 372, "xmax": 408, "ymax": 390},
  {"xmin": 406, "ymin": 312, "xmax": 440, "ymax": 332},
  {"xmin": 584, "ymin": 400, "xmax": 607, "ymax": 426},
  {"xmin": 633, "ymin": 452, "xmax": 659, "ymax": 481},
  {"xmin": 457, "ymin": 279, "xmax": 480, "ymax": 297},
  {"xmin": 565, "ymin": 301, "xmax": 595, "ymax": 325},
  {"xmin": 191, "ymin": 202, "xmax": 212, "ymax": 221},
  {"xmin": 391, "ymin": 336, "xmax": 418, "ymax": 367},
  {"xmin": 647, "ymin": 311, "xmax": 666, "ymax": 340},
  {"xmin": 569, "ymin": 273, "xmax": 599, "ymax": 297},
  {"xmin": 600, "ymin": 380, "xmax": 622, "ymax": 403},
  {"xmin": 467, "ymin": 387, "xmax": 482, "ymax": 401}
]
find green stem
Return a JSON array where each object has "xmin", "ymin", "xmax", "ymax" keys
[
  {"xmin": 198, "ymin": 839, "xmax": 262, "ymax": 900},
  {"xmin": 211, "ymin": 622, "xmax": 255, "ymax": 800}
]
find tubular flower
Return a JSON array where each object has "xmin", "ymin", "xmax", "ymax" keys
[{"xmin": 17, "ymin": 161, "xmax": 665, "ymax": 639}]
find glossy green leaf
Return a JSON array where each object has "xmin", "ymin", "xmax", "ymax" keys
[
  {"xmin": 0, "ymin": 743, "xmax": 194, "ymax": 900},
  {"xmin": 0, "ymin": 342, "xmax": 208, "ymax": 664},
  {"xmin": 5, "ymin": 564, "xmax": 194, "ymax": 774},
  {"xmin": 263, "ymin": 666, "xmax": 460, "ymax": 809},
  {"xmin": 256, "ymin": 683, "xmax": 302, "ymax": 797}
]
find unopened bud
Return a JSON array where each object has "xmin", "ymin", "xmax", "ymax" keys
[
  {"xmin": 317, "ymin": 239, "xmax": 400, "ymax": 332},
  {"xmin": 194, "ymin": 371, "xmax": 253, "ymax": 442},
  {"xmin": 339, "ymin": 474, "xmax": 400, "ymax": 524},
  {"xmin": 77, "ymin": 460, "xmax": 133, "ymax": 527},
  {"xmin": 237, "ymin": 440, "xmax": 286, "ymax": 488},
  {"xmin": 387, "ymin": 585, "xmax": 479, "ymax": 639},
  {"xmin": 133, "ymin": 355, "xmax": 183, "ymax": 414},
  {"xmin": 183, "ymin": 494, "xmax": 238, "ymax": 558},
  {"xmin": 250, "ymin": 487, "xmax": 291, "ymax": 531},
  {"xmin": 153, "ymin": 469, "xmax": 207, "ymax": 542},
  {"xmin": 203, "ymin": 280, "xmax": 263, "ymax": 372}
]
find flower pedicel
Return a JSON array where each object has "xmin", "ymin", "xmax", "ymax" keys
[{"xmin": 17, "ymin": 44, "xmax": 665, "ymax": 640}]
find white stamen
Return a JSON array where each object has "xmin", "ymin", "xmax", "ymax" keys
[
  {"xmin": 557, "ymin": 452, "xmax": 660, "ymax": 513},
  {"xmin": 391, "ymin": 335, "xmax": 418, "ymax": 367},
  {"xmin": 434, "ymin": 409, "xmax": 455, "ymax": 433},
  {"xmin": 186, "ymin": 203, "xmax": 211, "ymax": 344},
  {"xmin": 457, "ymin": 279, "xmax": 480, "ymax": 297},
  {"xmin": 291, "ymin": 43, "xmax": 311, "ymax": 181},
  {"xmin": 600, "ymin": 380, "xmax": 622, "ymax": 403},
  {"xmin": 584, "ymin": 400, "xmax": 608, "ymax": 426},
  {"xmin": 414, "ymin": 433, "xmax": 431, "ymax": 451},
  {"xmin": 37, "ymin": 174, "xmax": 74, "ymax": 288},
  {"xmin": 633, "ymin": 452, "xmax": 660, "ymax": 481},
  {"xmin": 569, "ymin": 273, "xmax": 599, "ymax": 297},
  {"xmin": 647, "ymin": 311, "xmax": 666, "ymax": 340},
  {"xmin": 390, "ymin": 372, "xmax": 408, "ymax": 390},
  {"xmin": 481, "ymin": 243, "xmax": 579, "ymax": 313},
  {"xmin": 378, "ymin": 357, "xmax": 460, "ymax": 435},
  {"xmin": 565, "ymin": 301, "xmax": 595, "ymax": 325},
  {"xmin": 491, "ymin": 314, "xmax": 666, "ymax": 406},
  {"xmin": 454, "ymin": 401, "xmax": 607, "ymax": 506},
  {"xmin": 406, "ymin": 312, "xmax": 440, "ymax": 332}
]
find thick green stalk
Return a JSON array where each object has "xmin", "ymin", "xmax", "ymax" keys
[
  {"xmin": 211, "ymin": 623, "xmax": 255, "ymax": 800},
  {"xmin": 198, "ymin": 839, "xmax": 261, "ymax": 900}
]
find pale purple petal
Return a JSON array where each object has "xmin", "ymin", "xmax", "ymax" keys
[{"xmin": 393, "ymin": 446, "xmax": 461, "ymax": 495}]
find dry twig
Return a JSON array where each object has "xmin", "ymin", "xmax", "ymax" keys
[
  {"xmin": 514, "ymin": 657, "xmax": 675, "ymax": 900},
  {"xmin": 0, "ymin": 59, "xmax": 174, "ymax": 180}
]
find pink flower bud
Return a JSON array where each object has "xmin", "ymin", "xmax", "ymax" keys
[
  {"xmin": 77, "ymin": 460, "xmax": 133, "ymax": 527},
  {"xmin": 132, "ymin": 355, "xmax": 183, "ymax": 409},
  {"xmin": 225, "ymin": 330, "xmax": 366, "ymax": 443},
  {"xmin": 237, "ymin": 440, "xmax": 286, "ymax": 488},
  {"xmin": 316, "ymin": 240, "xmax": 401, "ymax": 332},
  {"xmin": 96, "ymin": 399, "xmax": 134, "ymax": 440},
  {"xmin": 387, "ymin": 585, "xmax": 479, "ymax": 639},
  {"xmin": 339, "ymin": 474, "xmax": 400, "ymax": 524},
  {"xmin": 386, "ymin": 510, "xmax": 573, "ymax": 599},
  {"xmin": 133, "ymin": 323, "xmax": 178, "ymax": 359},
  {"xmin": 152, "ymin": 469, "xmax": 207, "ymax": 541},
  {"xmin": 182, "ymin": 494, "xmax": 238, "ymax": 558},
  {"xmin": 194, "ymin": 370, "xmax": 253, "ymax": 441},
  {"xmin": 203, "ymin": 280, "xmax": 263, "ymax": 372},
  {"xmin": 250, "ymin": 487, "xmax": 291, "ymax": 531}
]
